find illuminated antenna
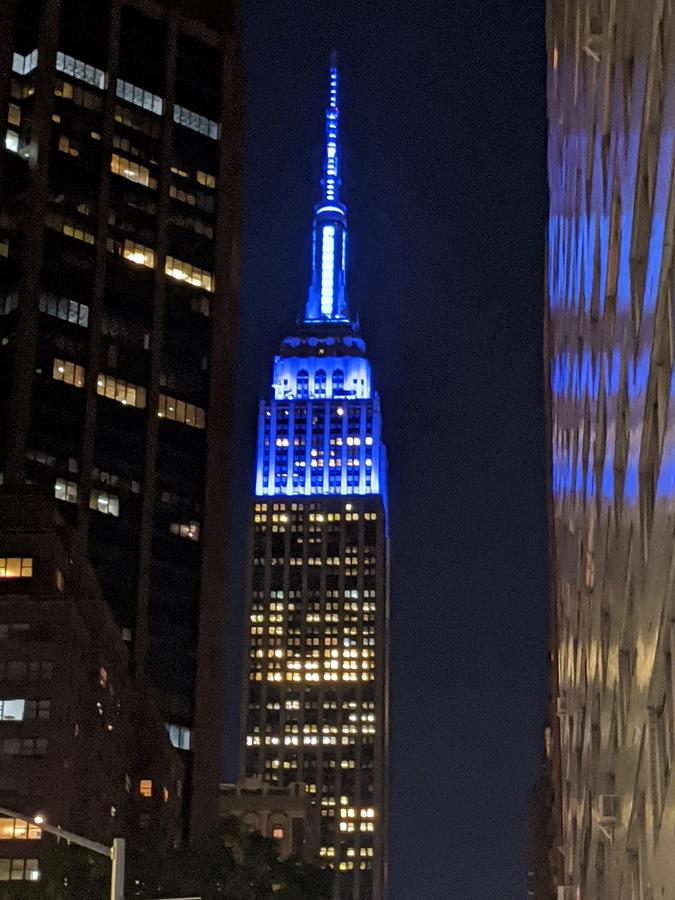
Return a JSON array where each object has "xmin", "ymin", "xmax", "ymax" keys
[
  {"xmin": 304, "ymin": 53, "xmax": 349, "ymax": 323},
  {"xmin": 322, "ymin": 51, "xmax": 340, "ymax": 203}
]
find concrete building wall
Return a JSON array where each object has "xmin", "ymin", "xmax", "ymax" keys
[{"xmin": 546, "ymin": 0, "xmax": 675, "ymax": 896}]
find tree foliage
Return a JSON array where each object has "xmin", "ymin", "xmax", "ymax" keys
[{"xmin": 0, "ymin": 817, "xmax": 332, "ymax": 900}]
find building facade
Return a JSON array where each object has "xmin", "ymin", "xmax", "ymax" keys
[
  {"xmin": 0, "ymin": 493, "xmax": 184, "ymax": 883},
  {"xmin": 0, "ymin": 0, "xmax": 242, "ymax": 828},
  {"xmin": 547, "ymin": 0, "xmax": 675, "ymax": 896},
  {"xmin": 240, "ymin": 58, "xmax": 389, "ymax": 900},
  {"xmin": 219, "ymin": 779, "xmax": 320, "ymax": 861}
]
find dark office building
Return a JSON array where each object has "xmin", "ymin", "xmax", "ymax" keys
[
  {"xmin": 0, "ymin": 0, "xmax": 242, "ymax": 829},
  {"xmin": 0, "ymin": 493, "xmax": 184, "ymax": 882},
  {"xmin": 240, "ymin": 60, "xmax": 389, "ymax": 900}
]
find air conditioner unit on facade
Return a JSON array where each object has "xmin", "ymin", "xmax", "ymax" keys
[
  {"xmin": 556, "ymin": 696, "xmax": 568, "ymax": 717},
  {"xmin": 557, "ymin": 887, "xmax": 578, "ymax": 900},
  {"xmin": 598, "ymin": 793, "xmax": 619, "ymax": 823}
]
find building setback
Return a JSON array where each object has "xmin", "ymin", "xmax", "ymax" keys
[
  {"xmin": 546, "ymin": 0, "xmax": 675, "ymax": 896},
  {"xmin": 0, "ymin": 0, "xmax": 242, "ymax": 830},
  {"xmin": 240, "ymin": 58, "xmax": 389, "ymax": 900}
]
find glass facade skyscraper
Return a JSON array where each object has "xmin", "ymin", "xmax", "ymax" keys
[{"xmin": 241, "ymin": 57, "xmax": 389, "ymax": 900}]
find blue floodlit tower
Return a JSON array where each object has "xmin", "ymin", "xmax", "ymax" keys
[{"xmin": 241, "ymin": 56, "xmax": 389, "ymax": 900}]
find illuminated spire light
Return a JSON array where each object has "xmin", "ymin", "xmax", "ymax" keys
[{"xmin": 305, "ymin": 54, "xmax": 349, "ymax": 323}]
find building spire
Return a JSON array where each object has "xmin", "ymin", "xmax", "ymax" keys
[
  {"xmin": 322, "ymin": 51, "xmax": 340, "ymax": 203},
  {"xmin": 304, "ymin": 53, "xmax": 349, "ymax": 324}
]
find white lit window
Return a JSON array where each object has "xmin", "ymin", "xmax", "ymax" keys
[
  {"xmin": 166, "ymin": 723, "xmax": 191, "ymax": 750},
  {"xmin": 0, "ymin": 558, "xmax": 32, "ymax": 579},
  {"xmin": 12, "ymin": 50, "xmax": 38, "ymax": 75},
  {"xmin": 169, "ymin": 521, "xmax": 200, "ymax": 541},
  {"xmin": 55, "ymin": 478, "xmax": 78, "ymax": 504},
  {"xmin": 4, "ymin": 130, "xmax": 19, "ymax": 153},
  {"xmin": 89, "ymin": 490, "xmax": 119, "ymax": 517},
  {"xmin": 39, "ymin": 293, "xmax": 89, "ymax": 327},
  {"xmin": 0, "ymin": 700, "xmax": 25, "ymax": 721},
  {"xmin": 116, "ymin": 79, "xmax": 163, "ymax": 115},
  {"xmin": 173, "ymin": 104, "xmax": 219, "ymax": 139},
  {"xmin": 56, "ymin": 51, "xmax": 106, "ymax": 90}
]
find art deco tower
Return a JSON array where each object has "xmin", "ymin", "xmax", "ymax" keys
[{"xmin": 241, "ymin": 57, "xmax": 389, "ymax": 900}]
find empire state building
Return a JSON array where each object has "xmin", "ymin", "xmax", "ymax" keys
[{"xmin": 240, "ymin": 57, "xmax": 389, "ymax": 900}]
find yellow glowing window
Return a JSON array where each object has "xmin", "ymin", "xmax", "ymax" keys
[
  {"xmin": 52, "ymin": 358, "xmax": 85, "ymax": 389},
  {"xmin": 165, "ymin": 255, "xmax": 214, "ymax": 292},
  {"xmin": 272, "ymin": 827, "xmax": 284, "ymax": 840},
  {"xmin": 7, "ymin": 104, "xmax": 20, "ymax": 126},
  {"xmin": 96, "ymin": 373, "xmax": 147, "ymax": 409},
  {"xmin": 158, "ymin": 393, "xmax": 206, "ymax": 429},
  {"xmin": 122, "ymin": 239, "xmax": 155, "ymax": 268},
  {"xmin": 139, "ymin": 779, "xmax": 152, "ymax": 798},
  {"xmin": 110, "ymin": 153, "xmax": 157, "ymax": 190},
  {"xmin": 196, "ymin": 170, "xmax": 216, "ymax": 189},
  {"xmin": 0, "ymin": 818, "xmax": 41, "ymax": 840},
  {"xmin": 0, "ymin": 558, "xmax": 33, "ymax": 579}
]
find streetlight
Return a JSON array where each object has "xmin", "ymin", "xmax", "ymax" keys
[{"xmin": 0, "ymin": 805, "xmax": 124, "ymax": 900}]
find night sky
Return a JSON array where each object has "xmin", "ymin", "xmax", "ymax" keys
[{"xmin": 225, "ymin": 2, "xmax": 549, "ymax": 897}]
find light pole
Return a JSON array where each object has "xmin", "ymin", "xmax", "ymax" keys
[{"xmin": 0, "ymin": 805, "xmax": 125, "ymax": 900}]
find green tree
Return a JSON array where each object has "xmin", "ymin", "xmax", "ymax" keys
[{"xmin": 0, "ymin": 817, "xmax": 332, "ymax": 900}]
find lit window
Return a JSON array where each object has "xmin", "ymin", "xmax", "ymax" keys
[
  {"xmin": 96, "ymin": 374, "xmax": 146, "ymax": 409},
  {"xmin": 57, "ymin": 135, "xmax": 79, "ymax": 158},
  {"xmin": 110, "ymin": 153, "xmax": 157, "ymax": 190},
  {"xmin": 169, "ymin": 521, "xmax": 200, "ymax": 541},
  {"xmin": 0, "ymin": 699, "xmax": 25, "ymax": 721},
  {"xmin": 116, "ymin": 79, "xmax": 162, "ymax": 115},
  {"xmin": 0, "ymin": 858, "xmax": 40, "ymax": 881},
  {"xmin": 0, "ymin": 558, "xmax": 32, "ymax": 579},
  {"xmin": 39, "ymin": 293, "xmax": 89, "ymax": 327},
  {"xmin": 139, "ymin": 779, "xmax": 152, "ymax": 798},
  {"xmin": 12, "ymin": 50, "xmax": 38, "ymax": 75},
  {"xmin": 173, "ymin": 104, "xmax": 219, "ymax": 139},
  {"xmin": 5, "ymin": 130, "xmax": 19, "ymax": 153},
  {"xmin": 158, "ymin": 393, "xmax": 206, "ymax": 429},
  {"xmin": 0, "ymin": 819, "xmax": 41, "ymax": 841},
  {"xmin": 272, "ymin": 826, "xmax": 284, "ymax": 840},
  {"xmin": 52, "ymin": 359, "xmax": 84, "ymax": 387},
  {"xmin": 166, "ymin": 723, "xmax": 191, "ymax": 750},
  {"xmin": 196, "ymin": 170, "xmax": 216, "ymax": 188},
  {"xmin": 165, "ymin": 255, "xmax": 214, "ymax": 292},
  {"xmin": 45, "ymin": 212, "xmax": 96, "ymax": 245},
  {"xmin": 89, "ymin": 490, "xmax": 119, "ymax": 517},
  {"xmin": 56, "ymin": 51, "xmax": 106, "ymax": 90},
  {"xmin": 55, "ymin": 478, "xmax": 78, "ymax": 504},
  {"xmin": 122, "ymin": 239, "xmax": 154, "ymax": 268},
  {"xmin": 7, "ymin": 104, "xmax": 20, "ymax": 127}
]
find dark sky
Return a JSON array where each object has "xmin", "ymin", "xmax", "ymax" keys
[{"xmin": 225, "ymin": 2, "xmax": 549, "ymax": 898}]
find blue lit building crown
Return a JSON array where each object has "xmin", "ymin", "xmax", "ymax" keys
[{"xmin": 255, "ymin": 56, "xmax": 387, "ymax": 503}]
